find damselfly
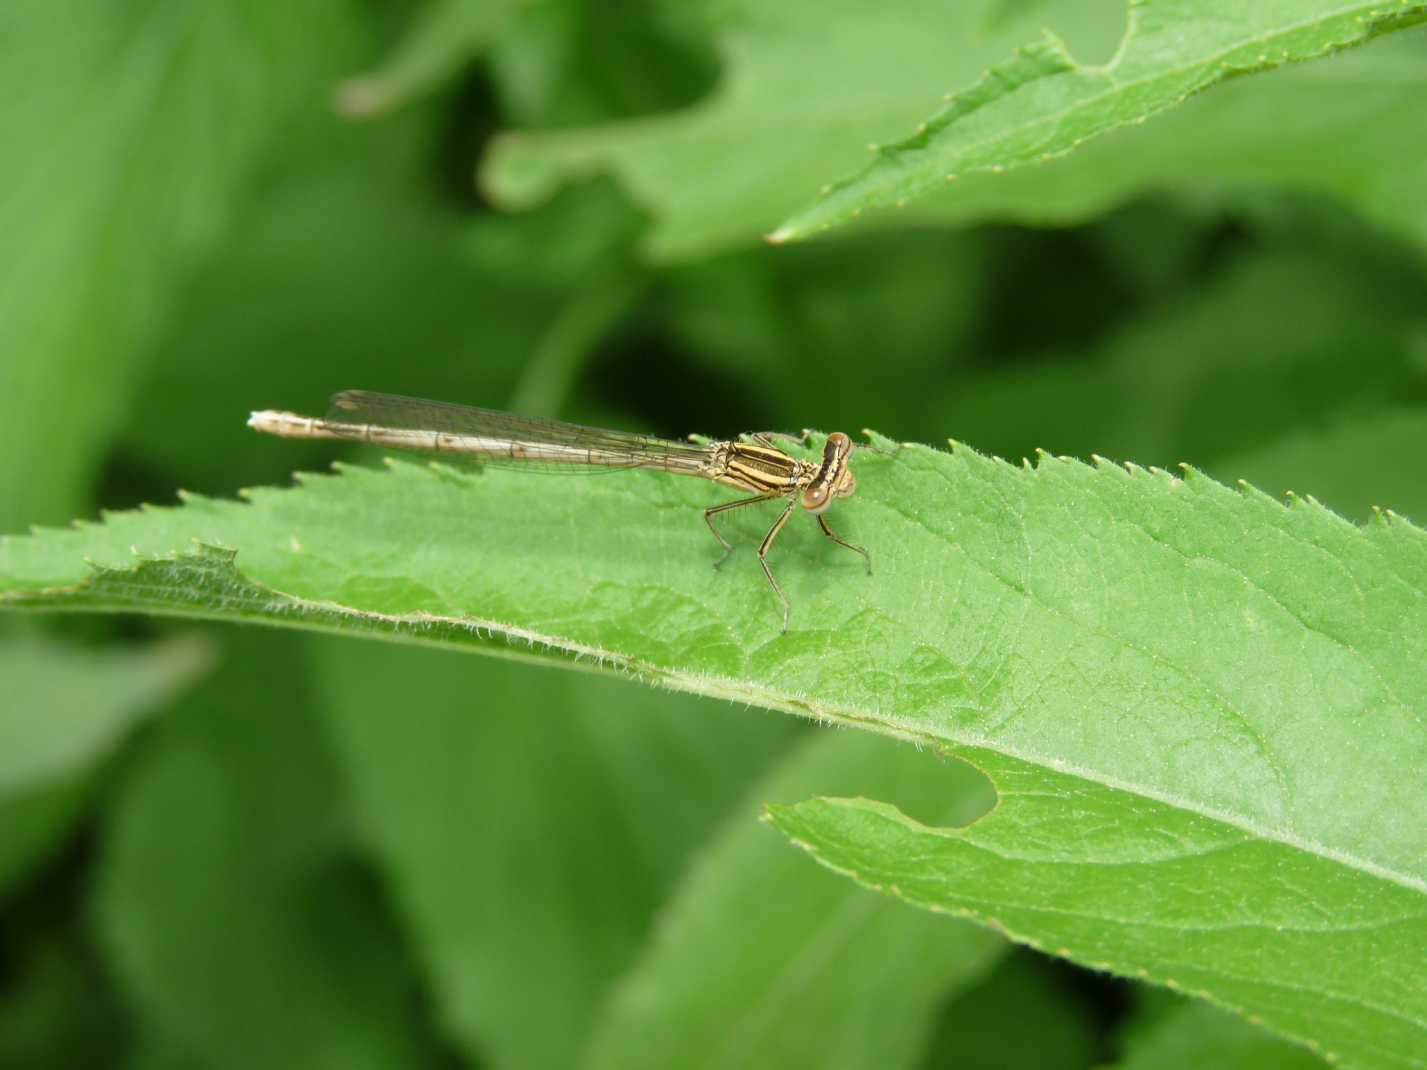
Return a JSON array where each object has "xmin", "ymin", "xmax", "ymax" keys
[{"xmin": 248, "ymin": 391, "xmax": 878, "ymax": 631}]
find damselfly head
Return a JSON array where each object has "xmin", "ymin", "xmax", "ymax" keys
[{"xmin": 800, "ymin": 431, "xmax": 857, "ymax": 513}]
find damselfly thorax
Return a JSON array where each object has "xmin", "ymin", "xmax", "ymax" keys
[{"xmin": 248, "ymin": 391, "xmax": 875, "ymax": 632}]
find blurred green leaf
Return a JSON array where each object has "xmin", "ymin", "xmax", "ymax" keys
[
  {"xmin": 981, "ymin": 0, "xmax": 1059, "ymax": 32},
  {"xmin": 899, "ymin": 29, "xmax": 1427, "ymax": 252},
  {"xmin": 0, "ymin": 635, "xmax": 210, "ymax": 894},
  {"xmin": 0, "ymin": 928, "xmax": 128, "ymax": 1069},
  {"xmin": 482, "ymin": 0, "xmax": 1123, "ymax": 259},
  {"xmin": 1109, "ymin": 999, "xmax": 1328, "ymax": 1069},
  {"xmin": 334, "ymin": 0, "xmax": 522, "ymax": 119},
  {"xmin": 95, "ymin": 633, "xmax": 440, "ymax": 1070},
  {"xmin": 125, "ymin": 1034, "xmax": 211, "ymax": 1070},
  {"xmin": 0, "ymin": 0, "xmax": 366, "ymax": 531},
  {"xmin": 0, "ymin": 786, "xmax": 92, "ymax": 902},
  {"xmin": 936, "ymin": 244, "xmax": 1427, "ymax": 469},
  {"xmin": 0, "ymin": 636, "xmax": 208, "ymax": 795},
  {"xmin": 4, "ymin": 433, "xmax": 1426, "ymax": 1060},
  {"xmin": 1214, "ymin": 407, "xmax": 1427, "ymax": 525},
  {"xmin": 124, "ymin": 168, "xmax": 622, "ymax": 494},
  {"xmin": 483, "ymin": 0, "xmax": 1427, "ymax": 260},
  {"xmin": 507, "ymin": 271, "xmax": 644, "ymax": 417},
  {"xmin": 310, "ymin": 638, "xmax": 795, "ymax": 1070},
  {"xmin": 587, "ymin": 730, "xmax": 1004, "ymax": 1070},
  {"xmin": 657, "ymin": 229, "xmax": 987, "ymax": 442},
  {"xmin": 917, "ymin": 952, "xmax": 1097, "ymax": 1070},
  {"xmin": 332, "ymin": 0, "xmax": 718, "ymax": 125},
  {"xmin": 488, "ymin": 0, "xmax": 719, "ymax": 128},
  {"xmin": 773, "ymin": 1, "xmax": 1427, "ymax": 242}
]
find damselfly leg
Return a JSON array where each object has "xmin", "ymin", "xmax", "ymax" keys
[
  {"xmin": 746, "ymin": 430, "xmax": 814, "ymax": 450},
  {"xmin": 758, "ymin": 499, "xmax": 799, "ymax": 634},
  {"xmin": 704, "ymin": 493, "xmax": 776, "ymax": 568},
  {"xmin": 705, "ymin": 493, "xmax": 868, "ymax": 633},
  {"xmin": 817, "ymin": 515, "xmax": 871, "ymax": 574}
]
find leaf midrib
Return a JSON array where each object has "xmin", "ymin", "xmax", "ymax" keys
[{"xmin": 10, "ymin": 450, "xmax": 1425, "ymax": 896}]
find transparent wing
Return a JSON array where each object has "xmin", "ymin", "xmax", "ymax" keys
[{"xmin": 325, "ymin": 391, "xmax": 713, "ymax": 474}]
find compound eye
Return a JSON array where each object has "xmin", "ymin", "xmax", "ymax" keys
[{"xmin": 800, "ymin": 483, "xmax": 831, "ymax": 513}]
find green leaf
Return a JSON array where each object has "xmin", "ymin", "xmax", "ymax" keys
[
  {"xmin": 310, "ymin": 637, "xmax": 794, "ymax": 1069},
  {"xmin": 982, "ymin": 0, "xmax": 1060, "ymax": 32},
  {"xmin": 0, "ymin": 0, "xmax": 366, "ymax": 530},
  {"xmin": 123, "ymin": 164, "xmax": 629, "ymax": 493},
  {"xmin": 918, "ymin": 951, "xmax": 1098, "ymax": 1070},
  {"xmin": 897, "ymin": 29, "xmax": 1427, "ymax": 251},
  {"xmin": 488, "ymin": 0, "xmax": 719, "ymax": 130},
  {"xmin": 0, "ymin": 928, "xmax": 129, "ymax": 1068},
  {"xmin": 4, "ymin": 435, "xmax": 1427, "ymax": 1063},
  {"xmin": 482, "ymin": 1, "xmax": 1124, "ymax": 259},
  {"xmin": 766, "ymin": 768, "xmax": 1421, "ymax": 1070},
  {"xmin": 333, "ymin": 0, "xmax": 521, "ymax": 118},
  {"xmin": 1109, "ymin": 999, "xmax": 1329, "ymax": 1069},
  {"xmin": 0, "ymin": 635, "xmax": 209, "ymax": 794},
  {"xmin": 772, "ymin": 1, "xmax": 1427, "ymax": 242},
  {"xmin": 0, "ymin": 787, "xmax": 91, "ymax": 901},
  {"xmin": 1215, "ymin": 407, "xmax": 1427, "ymax": 525},
  {"xmin": 482, "ymin": 1, "xmax": 1427, "ymax": 259},
  {"xmin": 587, "ymin": 730, "xmax": 1004, "ymax": 1070},
  {"xmin": 332, "ymin": 0, "xmax": 719, "ymax": 124},
  {"xmin": 95, "ymin": 632, "xmax": 439, "ymax": 1070},
  {"xmin": 658, "ymin": 229, "xmax": 988, "ymax": 444},
  {"xmin": 0, "ymin": 635, "xmax": 210, "ymax": 894},
  {"xmin": 933, "ymin": 245, "xmax": 1427, "ymax": 473}
]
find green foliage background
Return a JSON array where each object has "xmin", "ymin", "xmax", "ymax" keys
[{"xmin": 3, "ymin": 1, "xmax": 1427, "ymax": 1067}]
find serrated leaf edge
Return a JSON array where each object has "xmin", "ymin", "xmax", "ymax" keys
[{"xmin": 770, "ymin": 0, "xmax": 1427, "ymax": 242}]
